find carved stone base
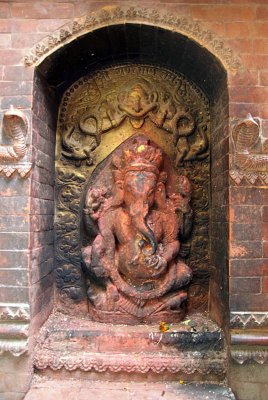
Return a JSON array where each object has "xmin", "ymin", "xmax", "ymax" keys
[
  {"xmin": 87, "ymin": 304, "xmax": 185, "ymax": 324},
  {"xmin": 34, "ymin": 312, "xmax": 226, "ymax": 382}
]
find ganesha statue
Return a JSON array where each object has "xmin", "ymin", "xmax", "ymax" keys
[{"xmin": 82, "ymin": 135, "xmax": 193, "ymax": 323}]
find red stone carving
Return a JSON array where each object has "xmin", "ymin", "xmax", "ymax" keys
[
  {"xmin": 34, "ymin": 349, "xmax": 227, "ymax": 375},
  {"xmin": 1, "ymin": 106, "xmax": 28, "ymax": 163},
  {"xmin": 0, "ymin": 106, "xmax": 31, "ymax": 178},
  {"xmin": 232, "ymin": 113, "xmax": 268, "ymax": 173},
  {"xmin": 82, "ymin": 135, "xmax": 193, "ymax": 323}
]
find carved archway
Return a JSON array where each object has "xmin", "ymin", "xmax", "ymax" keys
[
  {"xmin": 24, "ymin": 6, "xmax": 240, "ymax": 72},
  {"xmin": 28, "ymin": 7, "xmax": 231, "ymax": 332}
]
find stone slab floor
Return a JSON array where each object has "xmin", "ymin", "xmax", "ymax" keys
[{"xmin": 24, "ymin": 379, "xmax": 236, "ymax": 400}]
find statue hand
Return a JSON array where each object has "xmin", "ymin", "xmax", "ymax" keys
[
  {"xmin": 82, "ymin": 246, "xmax": 91, "ymax": 268},
  {"xmin": 128, "ymin": 254, "xmax": 140, "ymax": 266},
  {"xmin": 144, "ymin": 255, "xmax": 167, "ymax": 270},
  {"xmin": 107, "ymin": 282, "xmax": 119, "ymax": 302},
  {"xmin": 170, "ymin": 193, "xmax": 190, "ymax": 214}
]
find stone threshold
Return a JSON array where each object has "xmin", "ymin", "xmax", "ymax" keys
[
  {"xmin": 33, "ymin": 311, "xmax": 227, "ymax": 382},
  {"xmin": 25, "ymin": 378, "xmax": 236, "ymax": 400}
]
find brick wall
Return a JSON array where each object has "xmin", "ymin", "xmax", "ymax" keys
[
  {"xmin": 0, "ymin": 1, "xmax": 267, "ymax": 400},
  {"xmin": 29, "ymin": 71, "xmax": 56, "ymax": 334},
  {"xmin": 209, "ymin": 86, "xmax": 229, "ymax": 327},
  {"xmin": 229, "ymin": 186, "xmax": 268, "ymax": 311}
]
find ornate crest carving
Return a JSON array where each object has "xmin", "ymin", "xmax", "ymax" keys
[{"xmin": 57, "ymin": 65, "xmax": 209, "ymax": 167}]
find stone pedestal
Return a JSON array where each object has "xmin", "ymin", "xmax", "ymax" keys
[{"xmin": 33, "ymin": 312, "xmax": 227, "ymax": 383}]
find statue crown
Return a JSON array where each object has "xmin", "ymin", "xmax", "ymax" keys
[{"xmin": 122, "ymin": 136, "xmax": 163, "ymax": 174}]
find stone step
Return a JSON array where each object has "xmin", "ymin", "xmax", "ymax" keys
[
  {"xmin": 33, "ymin": 312, "xmax": 227, "ymax": 382},
  {"xmin": 25, "ymin": 379, "xmax": 236, "ymax": 400}
]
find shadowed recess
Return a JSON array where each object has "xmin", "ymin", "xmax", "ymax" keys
[{"xmin": 36, "ymin": 24, "xmax": 227, "ymax": 103}]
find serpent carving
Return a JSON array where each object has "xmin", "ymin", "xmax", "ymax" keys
[
  {"xmin": 1, "ymin": 106, "xmax": 28, "ymax": 162},
  {"xmin": 233, "ymin": 113, "xmax": 268, "ymax": 172}
]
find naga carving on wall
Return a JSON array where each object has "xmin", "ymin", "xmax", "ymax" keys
[
  {"xmin": 232, "ymin": 113, "xmax": 268, "ymax": 172},
  {"xmin": 0, "ymin": 106, "xmax": 31, "ymax": 178},
  {"xmin": 230, "ymin": 114, "xmax": 268, "ymax": 186},
  {"xmin": 55, "ymin": 65, "xmax": 211, "ymax": 319}
]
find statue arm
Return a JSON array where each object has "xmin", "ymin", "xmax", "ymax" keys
[
  {"xmin": 180, "ymin": 209, "xmax": 193, "ymax": 240},
  {"xmin": 161, "ymin": 214, "xmax": 180, "ymax": 263},
  {"xmin": 82, "ymin": 213, "xmax": 115, "ymax": 279},
  {"xmin": 98, "ymin": 214, "xmax": 116, "ymax": 272}
]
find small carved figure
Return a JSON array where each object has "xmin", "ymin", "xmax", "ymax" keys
[
  {"xmin": 82, "ymin": 135, "xmax": 193, "ymax": 323},
  {"xmin": 61, "ymin": 124, "xmax": 96, "ymax": 166}
]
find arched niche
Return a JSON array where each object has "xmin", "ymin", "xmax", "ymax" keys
[{"xmin": 30, "ymin": 22, "xmax": 229, "ymax": 332}]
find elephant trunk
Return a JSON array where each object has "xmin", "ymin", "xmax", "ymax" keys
[{"xmin": 129, "ymin": 200, "xmax": 157, "ymax": 255}]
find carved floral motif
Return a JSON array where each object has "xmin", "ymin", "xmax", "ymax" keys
[
  {"xmin": 180, "ymin": 162, "xmax": 210, "ymax": 311},
  {"xmin": 55, "ymin": 169, "xmax": 87, "ymax": 301},
  {"xmin": 34, "ymin": 349, "xmax": 226, "ymax": 375}
]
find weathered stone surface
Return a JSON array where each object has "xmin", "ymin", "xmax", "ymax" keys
[
  {"xmin": 24, "ymin": 379, "xmax": 235, "ymax": 400},
  {"xmin": 0, "ymin": 353, "xmax": 32, "ymax": 400},
  {"xmin": 33, "ymin": 312, "xmax": 226, "ymax": 382}
]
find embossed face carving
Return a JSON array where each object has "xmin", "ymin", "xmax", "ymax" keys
[
  {"xmin": 114, "ymin": 137, "xmax": 163, "ymax": 229},
  {"xmin": 118, "ymin": 84, "xmax": 157, "ymax": 118},
  {"xmin": 123, "ymin": 170, "xmax": 158, "ymax": 211}
]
